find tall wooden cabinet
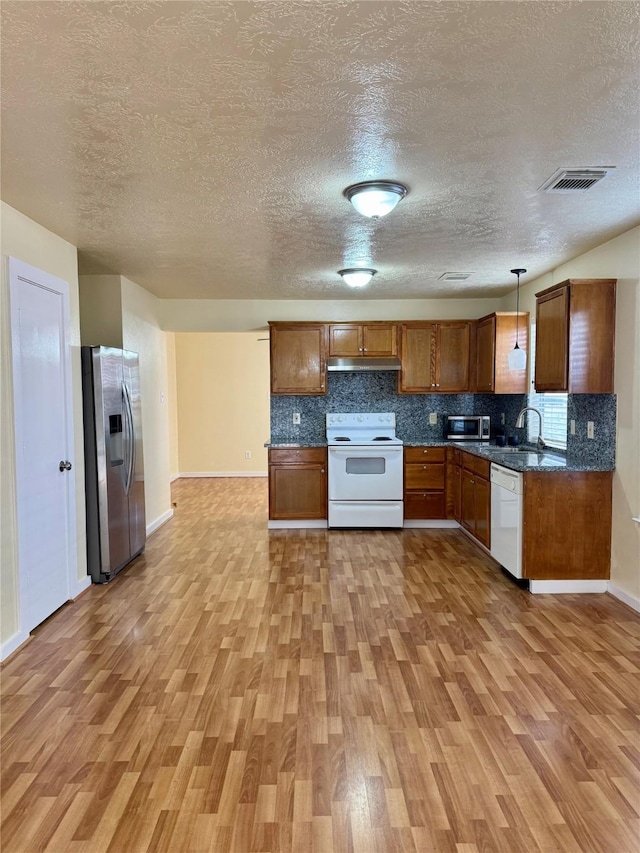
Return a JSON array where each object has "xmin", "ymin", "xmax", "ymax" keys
[
  {"xmin": 534, "ymin": 279, "xmax": 616, "ymax": 393},
  {"xmin": 476, "ymin": 312, "xmax": 529, "ymax": 394},
  {"xmin": 269, "ymin": 323, "xmax": 327, "ymax": 395},
  {"xmin": 399, "ymin": 321, "xmax": 471, "ymax": 393}
]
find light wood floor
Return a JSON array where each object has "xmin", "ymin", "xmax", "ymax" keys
[{"xmin": 2, "ymin": 478, "xmax": 639, "ymax": 853}]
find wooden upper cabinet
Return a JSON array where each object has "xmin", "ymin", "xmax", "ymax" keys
[
  {"xmin": 534, "ymin": 279, "xmax": 616, "ymax": 393},
  {"xmin": 399, "ymin": 321, "xmax": 471, "ymax": 393},
  {"xmin": 398, "ymin": 323, "xmax": 436, "ymax": 392},
  {"xmin": 476, "ymin": 312, "xmax": 529, "ymax": 394},
  {"xmin": 269, "ymin": 323, "xmax": 327, "ymax": 395},
  {"xmin": 437, "ymin": 322, "xmax": 471, "ymax": 391},
  {"xmin": 535, "ymin": 288, "xmax": 569, "ymax": 391},
  {"xmin": 328, "ymin": 323, "xmax": 397, "ymax": 357}
]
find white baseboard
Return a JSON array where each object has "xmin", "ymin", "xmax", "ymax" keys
[
  {"xmin": 529, "ymin": 579, "xmax": 608, "ymax": 595},
  {"xmin": 1, "ymin": 629, "xmax": 30, "ymax": 662},
  {"xmin": 268, "ymin": 520, "xmax": 328, "ymax": 529},
  {"xmin": 607, "ymin": 583, "xmax": 640, "ymax": 613},
  {"xmin": 147, "ymin": 508, "xmax": 174, "ymax": 537},
  {"xmin": 179, "ymin": 471, "xmax": 267, "ymax": 478},
  {"xmin": 170, "ymin": 473, "xmax": 180, "ymax": 482},
  {"xmin": 403, "ymin": 520, "xmax": 460, "ymax": 529},
  {"xmin": 70, "ymin": 575, "xmax": 92, "ymax": 599}
]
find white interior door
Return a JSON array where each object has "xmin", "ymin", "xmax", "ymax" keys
[{"xmin": 9, "ymin": 257, "xmax": 77, "ymax": 633}]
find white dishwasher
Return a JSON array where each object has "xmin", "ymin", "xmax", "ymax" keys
[{"xmin": 490, "ymin": 464, "xmax": 523, "ymax": 579}]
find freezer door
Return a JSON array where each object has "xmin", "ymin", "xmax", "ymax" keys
[
  {"xmin": 94, "ymin": 347, "xmax": 130, "ymax": 576},
  {"xmin": 124, "ymin": 350, "xmax": 146, "ymax": 557}
]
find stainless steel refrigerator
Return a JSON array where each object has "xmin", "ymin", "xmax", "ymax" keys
[{"xmin": 82, "ymin": 346, "xmax": 146, "ymax": 583}]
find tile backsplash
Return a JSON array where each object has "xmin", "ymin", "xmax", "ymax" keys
[{"xmin": 269, "ymin": 372, "xmax": 616, "ymax": 467}]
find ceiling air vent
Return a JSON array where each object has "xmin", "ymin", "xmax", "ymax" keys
[
  {"xmin": 539, "ymin": 167, "xmax": 615, "ymax": 193},
  {"xmin": 438, "ymin": 272, "xmax": 473, "ymax": 282}
]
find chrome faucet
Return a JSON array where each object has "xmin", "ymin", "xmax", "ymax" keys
[{"xmin": 515, "ymin": 406, "xmax": 546, "ymax": 451}]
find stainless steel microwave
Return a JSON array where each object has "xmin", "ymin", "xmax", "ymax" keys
[{"xmin": 445, "ymin": 415, "xmax": 490, "ymax": 441}]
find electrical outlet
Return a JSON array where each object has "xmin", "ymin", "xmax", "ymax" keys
[
  {"xmin": 293, "ymin": 413, "xmax": 300, "ymax": 425},
  {"xmin": 500, "ymin": 413, "xmax": 505, "ymax": 425},
  {"xmin": 429, "ymin": 412, "xmax": 437, "ymax": 425},
  {"xmin": 587, "ymin": 421, "xmax": 595, "ymax": 439},
  {"xmin": 245, "ymin": 450, "xmax": 252, "ymax": 459},
  {"xmin": 570, "ymin": 419, "xmax": 576, "ymax": 435}
]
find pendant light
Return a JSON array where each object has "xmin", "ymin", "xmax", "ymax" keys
[
  {"xmin": 343, "ymin": 181, "xmax": 408, "ymax": 218},
  {"xmin": 338, "ymin": 268, "xmax": 377, "ymax": 288},
  {"xmin": 508, "ymin": 267, "xmax": 527, "ymax": 371}
]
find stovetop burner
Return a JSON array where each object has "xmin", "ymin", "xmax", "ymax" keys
[
  {"xmin": 333, "ymin": 436, "xmax": 350, "ymax": 441},
  {"xmin": 372, "ymin": 436, "xmax": 391, "ymax": 441}
]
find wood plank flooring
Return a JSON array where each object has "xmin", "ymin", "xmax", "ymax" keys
[{"xmin": 2, "ymin": 477, "xmax": 639, "ymax": 852}]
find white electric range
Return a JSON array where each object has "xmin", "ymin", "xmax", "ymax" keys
[{"xmin": 326, "ymin": 413, "xmax": 404, "ymax": 528}]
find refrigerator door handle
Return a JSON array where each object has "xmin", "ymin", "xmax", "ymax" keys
[{"xmin": 122, "ymin": 382, "xmax": 135, "ymax": 496}]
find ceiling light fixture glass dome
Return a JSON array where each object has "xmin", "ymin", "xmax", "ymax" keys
[
  {"xmin": 343, "ymin": 181, "xmax": 408, "ymax": 218},
  {"xmin": 338, "ymin": 268, "xmax": 377, "ymax": 288}
]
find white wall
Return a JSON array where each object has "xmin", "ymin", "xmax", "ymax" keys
[
  {"xmin": 174, "ymin": 333, "xmax": 270, "ymax": 476},
  {"xmin": 0, "ymin": 201, "xmax": 87, "ymax": 651},
  {"xmin": 120, "ymin": 277, "xmax": 173, "ymax": 533},
  {"xmin": 165, "ymin": 332, "xmax": 180, "ymax": 481},
  {"xmin": 501, "ymin": 226, "xmax": 640, "ymax": 604},
  {"xmin": 159, "ymin": 297, "xmax": 501, "ymax": 332}
]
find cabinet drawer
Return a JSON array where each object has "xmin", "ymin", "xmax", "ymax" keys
[
  {"xmin": 269, "ymin": 447, "xmax": 326, "ymax": 465},
  {"xmin": 405, "ymin": 462, "xmax": 445, "ymax": 490},
  {"xmin": 404, "ymin": 447, "xmax": 446, "ymax": 463},
  {"xmin": 404, "ymin": 492, "xmax": 446, "ymax": 519},
  {"xmin": 461, "ymin": 452, "xmax": 490, "ymax": 479}
]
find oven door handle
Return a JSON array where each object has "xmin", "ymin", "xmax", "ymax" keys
[{"xmin": 329, "ymin": 447, "xmax": 402, "ymax": 459}]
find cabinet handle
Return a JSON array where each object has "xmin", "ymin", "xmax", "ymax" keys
[
  {"xmin": 423, "ymin": 465, "xmax": 427, "ymax": 469},
  {"xmin": 321, "ymin": 469, "xmax": 325, "ymax": 473},
  {"xmin": 363, "ymin": 348, "xmax": 367, "ymax": 352},
  {"xmin": 423, "ymin": 450, "xmax": 428, "ymax": 454},
  {"xmin": 436, "ymin": 384, "xmax": 440, "ymax": 388}
]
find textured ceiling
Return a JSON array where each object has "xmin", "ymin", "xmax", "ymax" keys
[{"xmin": 1, "ymin": 1, "xmax": 639, "ymax": 299}]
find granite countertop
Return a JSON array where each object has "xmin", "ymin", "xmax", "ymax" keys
[{"xmin": 266, "ymin": 439, "xmax": 614, "ymax": 473}]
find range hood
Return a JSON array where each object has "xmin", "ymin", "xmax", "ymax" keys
[{"xmin": 327, "ymin": 356, "xmax": 402, "ymax": 372}]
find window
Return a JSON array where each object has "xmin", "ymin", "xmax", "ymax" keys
[{"xmin": 527, "ymin": 324, "xmax": 568, "ymax": 449}]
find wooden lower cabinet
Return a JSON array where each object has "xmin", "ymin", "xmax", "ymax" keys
[
  {"xmin": 404, "ymin": 446, "xmax": 446, "ymax": 519},
  {"xmin": 522, "ymin": 471, "xmax": 612, "ymax": 579},
  {"xmin": 459, "ymin": 452, "xmax": 490, "ymax": 548},
  {"xmin": 268, "ymin": 447, "xmax": 327, "ymax": 520},
  {"xmin": 446, "ymin": 447, "xmax": 462, "ymax": 521}
]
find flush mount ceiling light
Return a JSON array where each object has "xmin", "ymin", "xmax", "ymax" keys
[
  {"xmin": 508, "ymin": 268, "xmax": 527, "ymax": 371},
  {"xmin": 343, "ymin": 181, "xmax": 408, "ymax": 218},
  {"xmin": 338, "ymin": 268, "xmax": 377, "ymax": 288}
]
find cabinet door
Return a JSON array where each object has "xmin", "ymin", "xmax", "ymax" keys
[
  {"xmin": 270, "ymin": 324, "xmax": 327, "ymax": 394},
  {"xmin": 474, "ymin": 476, "xmax": 490, "ymax": 548},
  {"xmin": 476, "ymin": 316, "xmax": 496, "ymax": 392},
  {"xmin": 436, "ymin": 322, "xmax": 471, "ymax": 391},
  {"xmin": 269, "ymin": 463, "xmax": 327, "ymax": 519},
  {"xmin": 535, "ymin": 288, "xmax": 569, "ymax": 392},
  {"xmin": 461, "ymin": 469, "xmax": 476, "ymax": 534},
  {"xmin": 328, "ymin": 324, "xmax": 361, "ymax": 356},
  {"xmin": 399, "ymin": 324, "xmax": 435, "ymax": 393},
  {"xmin": 453, "ymin": 464, "xmax": 462, "ymax": 522},
  {"xmin": 362, "ymin": 324, "xmax": 397, "ymax": 356}
]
